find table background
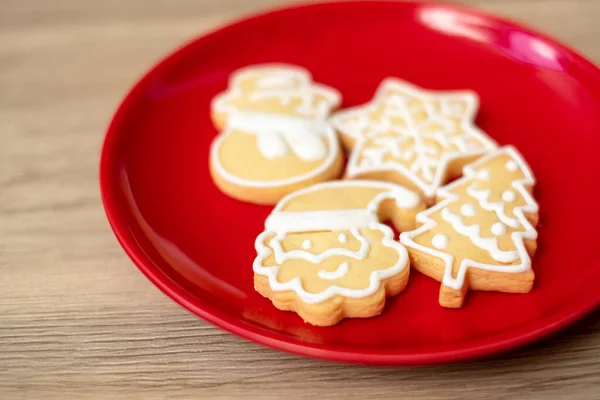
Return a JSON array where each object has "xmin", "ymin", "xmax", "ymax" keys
[{"xmin": 2, "ymin": 0, "xmax": 600, "ymax": 399}]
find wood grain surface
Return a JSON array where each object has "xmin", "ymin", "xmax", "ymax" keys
[{"xmin": 1, "ymin": 0, "xmax": 600, "ymax": 399}]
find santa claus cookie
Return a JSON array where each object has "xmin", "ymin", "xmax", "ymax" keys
[
  {"xmin": 330, "ymin": 78, "xmax": 497, "ymax": 203},
  {"xmin": 253, "ymin": 180, "xmax": 426, "ymax": 326},
  {"xmin": 400, "ymin": 146, "xmax": 539, "ymax": 308},
  {"xmin": 210, "ymin": 64, "xmax": 343, "ymax": 205}
]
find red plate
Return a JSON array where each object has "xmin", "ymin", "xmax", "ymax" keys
[{"xmin": 100, "ymin": 1, "xmax": 600, "ymax": 364}]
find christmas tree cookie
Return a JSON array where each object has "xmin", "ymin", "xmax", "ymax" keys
[{"xmin": 400, "ymin": 146, "xmax": 539, "ymax": 308}]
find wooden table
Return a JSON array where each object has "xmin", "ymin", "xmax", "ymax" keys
[{"xmin": 2, "ymin": 1, "xmax": 599, "ymax": 398}]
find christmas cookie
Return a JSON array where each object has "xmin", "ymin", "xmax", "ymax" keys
[
  {"xmin": 400, "ymin": 146, "xmax": 539, "ymax": 308},
  {"xmin": 210, "ymin": 64, "xmax": 343, "ymax": 205},
  {"xmin": 330, "ymin": 78, "xmax": 497, "ymax": 203},
  {"xmin": 253, "ymin": 180, "xmax": 426, "ymax": 326}
]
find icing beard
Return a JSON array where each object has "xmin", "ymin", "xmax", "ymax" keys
[
  {"xmin": 252, "ymin": 180, "xmax": 423, "ymax": 305},
  {"xmin": 254, "ymin": 223, "xmax": 407, "ymax": 303}
]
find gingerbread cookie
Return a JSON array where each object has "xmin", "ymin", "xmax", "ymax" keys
[
  {"xmin": 253, "ymin": 180, "xmax": 426, "ymax": 326},
  {"xmin": 210, "ymin": 64, "xmax": 343, "ymax": 205},
  {"xmin": 330, "ymin": 78, "xmax": 497, "ymax": 203},
  {"xmin": 400, "ymin": 146, "xmax": 538, "ymax": 308}
]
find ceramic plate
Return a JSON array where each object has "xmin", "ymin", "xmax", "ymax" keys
[{"xmin": 100, "ymin": 1, "xmax": 600, "ymax": 364}]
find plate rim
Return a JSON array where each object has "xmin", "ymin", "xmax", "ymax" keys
[{"xmin": 100, "ymin": 0, "xmax": 600, "ymax": 365}]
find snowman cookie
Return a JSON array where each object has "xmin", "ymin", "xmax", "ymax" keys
[
  {"xmin": 210, "ymin": 64, "xmax": 343, "ymax": 205},
  {"xmin": 253, "ymin": 180, "xmax": 426, "ymax": 326},
  {"xmin": 330, "ymin": 78, "xmax": 497, "ymax": 203},
  {"xmin": 400, "ymin": 146, "xmax": 539, "ymax": 308}
]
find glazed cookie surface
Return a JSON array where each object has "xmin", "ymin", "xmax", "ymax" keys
[
  {"xmin": 400, "ymin": 146, "xmax": 539, "ymax": 308},
  {"xmin": 253, "ymin": 180, "xmax": 425, "ymax": 326},
  {"xmin": 331, "ymin": 78, "xmax": 497, "ymax": 203},
  {"xmin": 210, "ymin": 64, "xmax": 343, "ymax": 205}
]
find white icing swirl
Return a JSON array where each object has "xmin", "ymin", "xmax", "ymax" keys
[
  {"xmin": 441, "ymin": 207, "xmax": 519, "ymax": 263},
  {"xmin": 253, "ymin": 180, "xmax": 417, "ymax": 303}
]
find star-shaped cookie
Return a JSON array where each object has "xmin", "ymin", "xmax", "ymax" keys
[{"xmin": 331, "ymin": 78, "xmax": 497, "ymax": 202}]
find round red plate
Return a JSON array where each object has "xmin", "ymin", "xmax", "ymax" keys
[{"xmin": 100, "ymin": 1, "xmax": 600, "ymax": 365}]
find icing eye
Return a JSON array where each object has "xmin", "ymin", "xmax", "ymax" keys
[
  {"xmin": 505, "ymin": 160, "xmax": 518, "ymax": 171},
  {"xmin": 491, "ymin": 222, "xmax": 507, "ymax": 236},
  {"xmin": 502, "ymin": 190, "xmax": 516, "ymax": 202},
  {"xmin": 432, "ymin": 234, "xmax": 449, "ymax": 250},
  {"xmin": 338, "ymin": 233, "xmax": 348, "ymax": 243},
  {"xmin": 302, "ymin": 240, "xmax": 312, "ymax": 250},
  {"xmin": 460, "ymin": 204, "xmax": 477, "ymax": 217}
]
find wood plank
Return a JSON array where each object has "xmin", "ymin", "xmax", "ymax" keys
[{"xmin": 1, "ymin": 1, "xmax": 599, "ymax": 398}]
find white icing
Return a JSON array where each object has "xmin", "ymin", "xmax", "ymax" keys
[
  {"xmin": 227, "ymin": 112, "xmax": 328, "ymax": 137},
  {"xmin": 443, "ymin": 101, "xmax": 465, "ymax": 116},
  {"xmin": 255, "ymin": 224, "xmax": 408, "ymax": 303},
  {"xmin": 302, "ymin": 240, "xmax": 312, "ymax": 250},
  {"xmin": 466, "ymin": 185, "xmax": 520, "ymax": 228},
  {"xmin": 367, "ymin": 189, "xmax": 421, "ymax": 211},
  {"xmin": 432, "ymin": 234, "xmax": 448, "ymax": 249},
  {"xmin": 491, "ymin": 222, "xmax": 507, "ymax": 236},
  {"xmin": 210, "ymin": 64, "xmax": 342, "ymax": 189},
  {"xmin": 255, "ymin": 74, "xmax": 297, "ymax": 89},
  {"xmin": 265, "ymin": 210, "xmax": 378, "ymax": 233},
  {"xmin": 249, "ymin": 90, "xmax": 295, "ymax": 107},
  {"xmin": 502, "ymin": 190, "xmax": 516, "ymax": 202},
  {"xmin": 476, "ymin": 169, "xmax": 490, "ymax": 180},
  {"xmin": 268, "ymin": 180, "xmax": 421, "ymax": 215},
  {"xmin": 331, "ymin": 77, "xmax": 497, "ymax": 200},
  {"xmin": 227, "ymin": 112, "xmax": 328, "ymax": 162},
  {"xmin": 225, "ymin": 65, "xmax": 339, "ymax": 118},
  {"xmin": 400, "ymin": 146, "xmax": 539, "ymax": 291},
  {"xmin": 253, "ymin": 180, "xmax": 417, "ymax": 303},
  {"xmin": 441, "ymin": 208, "xmax": 519, "ymax": 263},
  {"xmin": 505, "ymin": 160, "xmax": 518, "ymax": 171},
  {"xmin": 385, "ymin": 94, "xmax": 408, "ymax": 108},
  {"xmin": 256, "ymin": 130, "xmax": 289, "ymax": 159},
  {"xmin": 269, "ymin": 228, "xmax": 370, "ymax": 264},
  {"xmin": 317, "ymin": 262, "xmax": 349, "ymax": 280},
  {"xmin": 286, "ymin": 132, "xmax": 327, "ymax": 162},
  {"xmin": 211, "ymin": 124, "xmax": 337, "ymax": 188},
  {"xmin": 460, "ymin": 203, "xmax": 476, "ymax": 217}
]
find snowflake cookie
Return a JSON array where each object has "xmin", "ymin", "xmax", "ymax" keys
[{"xmin": 331, "ymin": 78, "xmax": 497, "ymax": 203}]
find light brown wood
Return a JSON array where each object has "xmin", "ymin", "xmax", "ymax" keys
[{"xmin": 1, "ymin": 0, "xmax": 599, "ymax": 398}]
